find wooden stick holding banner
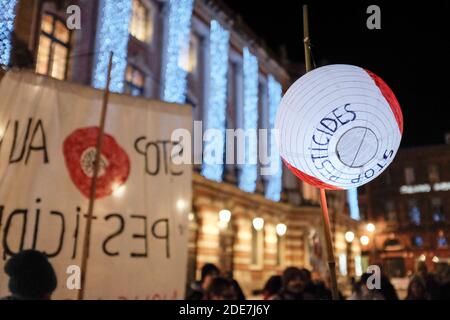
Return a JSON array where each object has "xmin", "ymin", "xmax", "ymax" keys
[
  {"xmin": 302, "ymin": 5, "xmax": 339, "ymax": 300},
  {"xmin": 77, "ymin": 52, "xmax": 114, "ymax": 300}
]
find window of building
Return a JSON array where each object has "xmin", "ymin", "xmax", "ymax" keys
[
  {"xmin": 124, "ymin": 64, "xmax": 145, "ymax": 96},
  {"xmin": 224, "ymin": 59, "xmax": 243, "ymax": 181},
  {"xmin": 302, "ymin": 183, "xmax": 319, "ymax": 204},
  {"xmin": 385, "ymin": 201, "xmax": 397, "ymax": 221},
  {"xmin": 428, "ymin": 164, "xmax": 440, "ymax": 183},
  {"xmin": 385, "ymin": 170, "xmax": 392, "ymax": 185},
  {"xmin": 129, "ymin": 0, "xmax": 154, "ymax": 43},
  {"xmin": 251, "ymin": 225, "xmax": 264, "ymax": 267},
  {"xmin": 432, "ymin": 198, "xmax": 444, "ymax": 222},
  {"xmin": 276, "ymin": 234, "xmax": 284, "ymax": 266},
  {"xmin": 179, "ymin": 32, "xmax": 199, "ymax": 75},
  {"xmin": 354, "ymin": 255, "xmax": 363, "ymax": 277},
  {"xmin": 227, "ymin": 61, "xmax": 239, "ymax": 124},
  {"xmin": 257, "ymin": 79, "xmax": 268, "ymax": 131},
  {"xmin": 384, "ymin": 258, "xmax": 406, "ymax": 278},
  {"xmin": 339, "ymin": 253, "xmax": 347, "ymax": 276},
  {"xmin": 412, "ymin": 235, "xmax": 424, "ymax": 247},
  {"xmin": 408, "ymin": 200, "xmax": 421, "ymax": 225},
  {"xmin": 218, "ymin": 227, "xmax": 234, "ymax": 276},
  {"xmin": 257, "ymin": 79, "xmax": 268, "ymax": 189},
  {"xmin": 359, "ymin": 204, "xmax": 368, "ymax": 221},
  {"xmin": 186, "ymin": 32, "xmax": 205, "ymax": 120},
  {"xmin": 384, "ymin": 238, "xmax": 404, "ymax": 251},
  {"xmin": 404, "ymin": 167, "xmax": 415, "ymax": 185},
  {"xmin": 358, "ymin": 186, "xmax": 366, "ymax": 195},
  {"xmin": 36, "ymin": 13, "xmax": 71, "ymax": 80}
]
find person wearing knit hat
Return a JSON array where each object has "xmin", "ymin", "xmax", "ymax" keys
[{"xmin": 2, "ymin": 250, "xmax": 57, "ymax": 300}]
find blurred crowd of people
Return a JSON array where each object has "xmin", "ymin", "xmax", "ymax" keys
[
  {"xmin": 185, "ymin": 263, "xmax": 339, "ymax": 300},
  {"xmin": 348, "ymin": 261, "xmax": 450, "ymax": 300},
  {"xmin": 187, "ymin": 261, "xmax": 450, "ymax": 300},
  {"xmin": 1, "ymin": 250, "xmax": 450, "ymax": 300},
  {"xmin": 403, "ymin": 261, "xmax": 450, "ymax": 300}
]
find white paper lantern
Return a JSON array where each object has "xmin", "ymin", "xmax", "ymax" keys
[{"xmin": 275, "ymin": 64, "xmax": 403, "ymax": 190}]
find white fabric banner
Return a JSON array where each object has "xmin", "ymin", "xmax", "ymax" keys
[{"xmin": 0, "ymin": 71, "xmax": 192, "ymax": 299}]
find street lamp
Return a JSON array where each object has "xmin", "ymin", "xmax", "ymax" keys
[
  {"xmin": 218, "ymin": 209, "xmax": 231, "ymax": 229},
  {"xmin": 360, "ymin": 235, "xmax": 370, "ymax": 246},
  {"xmin": 252, "ymin": 217, "xmax": 264, "ymax": 231},
  {"xmin": 276, "ymin": 223, "xmax": 287, "ymax": 236},
  {"xmin": 366, "ymin": 223, "xmax": 376, "ymax": 233},
  {"xmin": 345, "ymin": 231, "xmax": 355, "ymax": 243},
  {"xmin": 219, "ymin": 209, "xmax": 231, "ymax": 223}
]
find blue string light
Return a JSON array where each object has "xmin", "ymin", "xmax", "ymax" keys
[
  {"xmin": 437, "ymin": 236, "xmax": 447, "ymax": 248},
  {"xmin": 347, "ymin": 188, "xmax": 360, "ymax": 220},
  {"xmin": 161, "ymin": 0, "xmax": 194, "ymax": 103},
  {"xmin": 409, "ymin": 206, "xmax": 421, "ymax": 225},
  {"xmin": 413, "ymin": 236, "xmax": 424, "ymax": 247},
  {"xmin": 265, "ymin": 75, "xmax": 283, "ymax": 201},
  {"xmin": 202, "ymin": 20, "xmax": 230, "ymax": 182},
  {"xmin": 92, "ymin": 0, "xmax": 132, "ymax": 93},
  {"xmin": 238, "ymin": 48, "xmax": 259, "ymax": 193},
  {"xmin": 0, "ymin": 0, "xmax": 18, "ymax": 66}
]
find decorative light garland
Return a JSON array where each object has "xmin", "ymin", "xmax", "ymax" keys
[
  {"xmin": 0, "ymin": 0, "xmax": 19, "ymax": 66},
  {"xmin": 92, "ymin": 0, "xmax": 132, "ymax": 93},
  {"xmin": 161, "ymin": 0, "xmax": 194, "ymax": 103},
  {"xmin": 238, "ymin": 47, "xmax": 259, "ymax": 193},
  {"xmin": 347, "ymin": 188, "xmax": 360, "ymax": 220},
  {"xmin": 202, "ymin": 20, "xmax": 230, "ymax": 182},
  {"xmin": 265, "ymin": 75, "xmax": 283, "ymax": 201}
]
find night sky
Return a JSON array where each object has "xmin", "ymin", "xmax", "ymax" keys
[{"xmin": 223, "ymin": 0, "xmax": 450, "ymax": 148}]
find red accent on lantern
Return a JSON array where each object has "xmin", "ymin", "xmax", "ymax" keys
[
  {"xmin": 282, "ymin": 158, "xmax": 342, "ymax": 190},
  {"xmin": 365, "ymin": 69, "xmax": 404, "ymax": 134}
]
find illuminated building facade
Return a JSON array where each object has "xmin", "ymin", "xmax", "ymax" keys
[
  {"xmin": 359, "ymin": 143, "xmax": 450, "ymax": 277},
  {"xmin": 1, "ymin": 0, "xmax": 363, "ymax": 297}
]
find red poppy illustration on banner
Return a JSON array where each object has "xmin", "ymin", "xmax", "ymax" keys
[{"xmin": 63, "ymin": 127, "xmax": 130, "ymax": 199}]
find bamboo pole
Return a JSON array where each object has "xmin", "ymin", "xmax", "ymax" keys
[
  {"xmin": 319, "ymin": 189, "xmax": 340, "ymax": 300},
  {"xmin": 303, "ymin": 5, "xmax": 312, "ymax": 72},
  {"xmin": 302, "ymin": 5, "xmax": 339, "ymax": 300},
  {"xmin": 77, "ymin": 52, "xmax": 114, "ymax": 300}
]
